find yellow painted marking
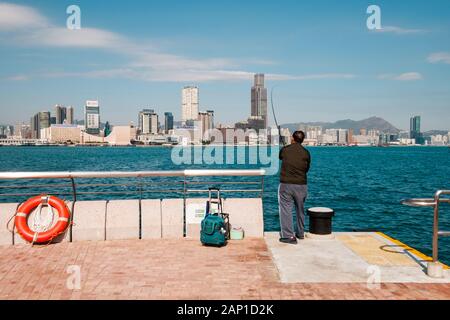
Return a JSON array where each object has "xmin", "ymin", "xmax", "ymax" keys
[
  {"xmin": 376, "ymin": 232, "xmax": 449, "ymax": 270},
  {"xmin": 338, "ymin": 234, "xmax": 418, "ymax": 266}
]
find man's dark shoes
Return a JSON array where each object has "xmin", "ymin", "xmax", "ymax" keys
[
  {"xmin": 279, "ymin": 236, "xmax": 298, "ymax": 244},
  {"xmin": 295, "ymin": 233, "xmax": 305, "ymax": 240}
]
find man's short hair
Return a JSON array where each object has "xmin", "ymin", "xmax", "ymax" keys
[{"xmin": 293, "ymin": 131, "xmax": 305, "ymax": 144}]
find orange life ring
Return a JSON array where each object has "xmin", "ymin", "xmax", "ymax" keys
[{"xmin": 15, "ymin": 195, "xmax": 70, "ymax": 244}]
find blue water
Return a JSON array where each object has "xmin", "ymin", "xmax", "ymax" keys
[{"xmin": 0, "ymin": 146, "xmax": 449, "ymax": 265}]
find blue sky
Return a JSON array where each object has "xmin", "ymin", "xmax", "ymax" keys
[{"xmin": 0, "ymin": 0, "xmax": 449, "ymax": 130}]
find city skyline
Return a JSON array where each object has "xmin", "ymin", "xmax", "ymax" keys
[
  {"xmin": 0, "ymin": 1, "xmax": 449, "ymax": 130},
  {"xmin": 2, "ymin": 81, "xmax": 446, "ymax": 133}
]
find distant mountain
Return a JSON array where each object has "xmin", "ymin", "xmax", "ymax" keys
[{"xmin": 281, "ymin": 116, "xmax": 400, "ymax": 134}]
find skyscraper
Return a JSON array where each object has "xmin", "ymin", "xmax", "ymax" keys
[
  {"xmin": 410, "ymin": 116, "xmax": 421, "ymax": 138},
  {"xmin": 251, "ymin": 74, "xmax": 268, "ymax": 129},
  {"xmin": 55, "ymin": 105, "xmax": 67, "ymax": 124},
  {"xmin": 150, "ymin": 113, "xmax": 159, "ymax": 134},
  {"xmin": 84, "ymin": 100, "xmax": 100, "ymax": 135},
  {"xmin": 164, "ymin": 112, "xmax": 174, "ymax": 134},
  {"xmin": 410, "ymin": 115, "xmax": 423, "ymax": 144},
  {"xmin": 30, "ymin": 111, "xmax": 50, "ymax": 139},
  {"xmin": 198, "ymin": 110, "xmax": 215, "ymax": 141},
  {"xmin": 138, "ymin": 109, "xmax": 155, "ymax": 134},
  {"xmin": 182, "ymin": 86, "xmax": 199, "ymax": 122},
  {"xmin": 66, "ymin": 106, "xmax": 74, "ymax": 124}
]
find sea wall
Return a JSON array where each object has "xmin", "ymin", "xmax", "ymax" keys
[{"xmin": 0, "ymin": 198, "xmax": 264, "ymax": 246}]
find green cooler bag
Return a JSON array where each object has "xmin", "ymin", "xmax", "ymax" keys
[{"xmin": 200, "ymin": 214, "xmax": 227, "ymax": 247}]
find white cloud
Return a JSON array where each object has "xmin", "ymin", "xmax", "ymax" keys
[
  {"xmin": 268, "ymin": 73, "xmax": 356, "ymax": 81},
  {"xmin": 373, "ymin": 26, "xmax": 426, "ymax": 35},
  {"xmin": 0, "ymin": 3, "xmax": 48, "ymax": 30},
  {"xmin": 19, "ymin": 27, "xmax": 126, "ymax": 49},
  {"xmin": 427, "ymin": 52, "xmax": 450, "ymax": 64},
  {"xmin": 0, "ymin": 2, "xmax": 357, "ymax": 83},
  {"xmin": 36, "ymin": 69, "xmax": 355, "ymax": 83},
  {"xmin": 378, "ymin": 72, "xmax": 423, "ymax": 81},
  {"xmin": 5, "ymin": 74, "xmax": 29, "ymax": 81}
]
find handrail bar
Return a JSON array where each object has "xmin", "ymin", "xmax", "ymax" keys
[
  {"xmin": 432, "ymin": 190, "xmax": 450, "ymax": 263},
  {"xmin": 402, "ymin": 190, "xmax": 450, "ymax": 269},
  {"xmin": 0, "ymin": 169, "xmax": 266, "ymax": 180}
]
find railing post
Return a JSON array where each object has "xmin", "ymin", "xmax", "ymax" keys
[
  {"xmin": 260, "ymin": 175, "xmax": 265, "ymax": 199},
  {"xmin": 183, "ymin": 176, "xmax": 187, "ymax": 237},
  {"xmin": 432, "ymin": 190, "xmax": 442, "ymax": 263},
  {"xmin": 69, "ymin": 177, "xmax": 77, "ymax": 242},
  {"xmin": 138, "ymin": 178, "xmax": 143, "ymax": 240}
]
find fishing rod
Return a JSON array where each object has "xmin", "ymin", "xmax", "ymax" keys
[{"xmin": 270, "ymin": 86, "xmax": 286, "ymax": 147}]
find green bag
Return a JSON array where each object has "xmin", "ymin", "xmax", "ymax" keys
[{"xmin": 200, "ymin": 214, "xmax": 227, "ymax": 247}]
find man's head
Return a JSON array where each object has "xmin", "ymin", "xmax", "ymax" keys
[{"xmin": 291, "ymin": 131, "xmax": 305, "ymax": 144}]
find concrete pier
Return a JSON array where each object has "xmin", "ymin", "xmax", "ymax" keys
[{"xmin": 0, "ymin": 236, "xmax": 449, "ymax": 300}]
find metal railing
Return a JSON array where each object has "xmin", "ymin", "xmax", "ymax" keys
[
  {"xmin": 0, "ymin": 170, "xmax": 266, "ymax": 202},
  {"xmin": 0, "ymin": 169, "xmax": 266, "ymax": 241},
  {"xmin": 402, "ymin": 190, "xmax": 450, "ymax": 265}
]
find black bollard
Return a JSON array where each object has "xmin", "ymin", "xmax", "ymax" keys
[{"xmin": 307, "ymin": 207, "xmax": 335, "ymax": 235}]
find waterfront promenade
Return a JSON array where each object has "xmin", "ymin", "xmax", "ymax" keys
[{"xmin": 1, "ymin": 236, "xmax": 449, "ymax": 300}]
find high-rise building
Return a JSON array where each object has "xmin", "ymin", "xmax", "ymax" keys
[
  {"xmin": 251, "ymin": 74, "xmax": 268, "ymax": 129},
  {"xmin": 304, "ymin": 126, "xmax": 322, "ymax": 140},
  {"xmin": 14, "ymin": 123, "xmax": 30, "ymax": 139},
  {"xmin": 84, "ymin": 100, "xmax": 100, "ymax": 135},
  {"xmin": 104, "ymin": 121, "xmax": 112, "ymax": 137},
  {"xmin": 337, "ymin": 129, "xmax": 348, "ymax": 145},
  {"xmin": 149, "ymin": 112, "xmax": 159, "ymax": 134},
  {"xmin": 181, "ymin": 86, "xmax": 199, "ymax": 122},
  {"xmin": 0, "ymin": 125, "xmax": 14, "ymax": 138},
  {"xmin": 55, "ymin": 105, "xmax": 67, "ymax": 124},
  {"xmin": 30, "ymin": 111, "xmax": 51, "ymax": 139},
  {"xmin": 198, "ymin": 110, "xmax": 215, "ymax": 141},
  {"xmin": 66, "ymin": 106, "xmax": 74, "ymax": 124},
  {"xmin": 138, "ymin": 109, "xmax": 155, "ymax": 134},
  {"xmin": 409, "ymin": 116, "xmax": 425, "ymax": 144},
  {"xmin": 206, "ymin": 110, "xmax": 215, "ymax": 130},
  {"xmin": 164, "ymin": 112, "xmax": 174, "ymax": 134},
  {"xmin": 348, "ymin": 129, "xmax": 354, "ymax": 145}
]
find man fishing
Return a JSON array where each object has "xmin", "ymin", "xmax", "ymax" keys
[{"xmin": 278, "ymin": 130, "xmax": 311, "ymax": 244}]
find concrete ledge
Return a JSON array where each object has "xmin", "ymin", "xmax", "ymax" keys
[
  {"xmin": 0, "ymin": 203, "xmax": 17, "ymax": 246},
  {"xmin": 161, "ymin": 199, "xmax": 183, "ymax": 239},
  {"xmin": 72, "ymin": 201, "xmax": 106, "ymax": 242},
  {"xmin": 141, "ymin": 199, "xmax": 162, "ymax": 239},
  {"xmin": 106, "ymin": 200, "xmax": 139, "ymax": 240},
  {"xmin": 1, "ymin": 197, "xmax": 264, "ymax": 244},
  {"xmin": 224, "ymin": 198, "xmax": 264, "ymax": 238}
]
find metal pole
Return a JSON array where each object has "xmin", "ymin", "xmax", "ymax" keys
[
  {"xmin": 260, "ymin": 175, "xmax": 265, "ymax": 199},
  {"xmin": 432, "ymin": 190, "xmax": 442, "ymax": 262},
  {"xmin": 69, "ymin": 178, "xmax": 77, "ymax": 242},
  {"xmin": 138, "ymin": 178, "xmax": 143, "ymax": 240},
  {"xmin": 183, "ymin": 176, "xmax": 187, "ymax": 237}
]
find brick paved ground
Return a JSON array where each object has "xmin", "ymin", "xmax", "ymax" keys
[{"xmin": 0, "ymin": 238, "xmax": 449, "ymax": 300}]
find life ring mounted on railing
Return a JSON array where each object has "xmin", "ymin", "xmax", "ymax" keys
[{"xmin": 14, "ymin": 195, "xmax": 70, "ymax": 244}]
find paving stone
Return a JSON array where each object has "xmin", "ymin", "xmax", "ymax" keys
[{"xmin": 0, "ymin": 238, "xmax": 449, "ymax": 300}]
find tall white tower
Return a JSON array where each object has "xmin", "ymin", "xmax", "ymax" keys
[{"xmin": 181, "ymin": 86, "xmax": 199, "ymax": 123}]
